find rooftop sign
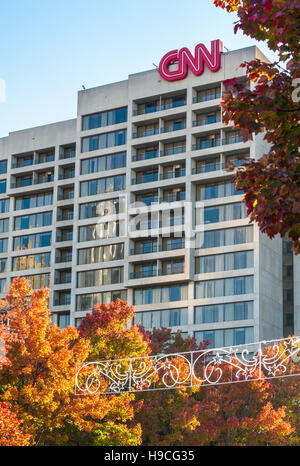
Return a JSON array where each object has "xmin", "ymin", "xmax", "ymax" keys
[{"xmin": 158, "ymin": 39, "xmax": 223, "ymax": 82}]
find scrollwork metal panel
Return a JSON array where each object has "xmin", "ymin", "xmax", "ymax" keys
[{"xmin": 75, "ymin": 336, "xmax": 300, "ymax": 395}]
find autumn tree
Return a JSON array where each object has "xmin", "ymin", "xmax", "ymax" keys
[
  {"xmin": 0, "ymin": 278, "xmax": 149, "ymax": 446},
  {"xmin": 136, "ymin": 329, "xmax": 297, "ymax": 446},
  {"xmin": 214, "ymin": 0, "xmax": 300, "ymax": 252},
  {"xmin": 135, "ymin": 329, "xmax": 211, "ymax": 446}
]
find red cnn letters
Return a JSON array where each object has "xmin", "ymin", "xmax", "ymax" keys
[{"xmin": 158, "ymin": 40, "xmax": 223, "ymax": 82}]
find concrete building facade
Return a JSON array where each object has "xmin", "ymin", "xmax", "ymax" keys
[{"xmin": 0, "ymin": 44, "xmax": 298, "ymax": 347}]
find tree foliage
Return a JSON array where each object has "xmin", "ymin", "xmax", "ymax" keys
[
  {"xmin": 214, "ymin": 0, "xmax": 300, "ymax": 252},
  {"xmin": 0, "ymin": 278, "xmax": 147, "ymax": 446},
  {"xmin": 136, "ymin": 328, "xmax": 298, "ymax": 446}
]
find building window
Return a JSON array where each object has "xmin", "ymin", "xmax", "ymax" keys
[
  {"xmin": 80, "ymin": 175, "xmax": 126, "ymax": 197},
  {"xmin": 22, "ymin": 273, "xmax": 50, "ymax": 289},
  {"xmin": 76, "ymin": 289, "xmax": 127, "ymax": 312},
  {"xmin": 195, "ymin": 250, "xmax": 254, "ymax": 274},
  {"xmin": 134, "ymin": 308, "xmax": 188, "ymax": 329},
  {"xmin": 15, "ymin": 192, "xmax": 53, "ymax": 211},
  {"xmin": 196, "ymin": 181, "xmax": 243, "ymax": 201},
  {"xmin": 194, "ymin": 327, "xmax": 254, "ymax": 348},
  {"xmin": 13, "ymin": 232, "xmax": 51, "ymax": 251},
  {"xmin": 79, "ymin": 198, "xmax": 123, "ymax": 220},
  {"xmin": 57, "ymin": 313, "xmax": 70, "ymax": 329},
  {"xmin": 196, "ymin": 202, "xmax": 247, "ymax": 225},
  {"xmin": 77, "ymin": 267, "xmax": 124, "ymax": 288},
  {"xmin": 81, "ymin": 152, "xmax": 126, "ymax": 174},
  {"xmin": 81, "ymin": 130, "xmax": 127, "ymax": 153},
  {"xmin": 133, "ymin": 284, "xmax": 188, "ymax": 305},
  {"xmin": 0, "ymin": 199, "xmax": 9, "ymax": 213},
  {"xmin": 0, "ymin": 238, "xmax": 8, "ymax": 253},
  {"xmin": 0, "ymin": 180, "xmax": 6, "ymax": 194},
  {"xmin": 0, "ymin": 258, "xmax": 7, "ymax": 273},
  {"xmin": 195, "ymin": 276, "xmax": 254, "ymax": 299},
  {"xmin": 194, "ymin": 301, "xmax": 253, "ymax": 324},
  {"xmin": 196, "ymin": 226, "xmax": 253, "ymax": 249},
  {"xmin": 0, "ymin": 160, "xmax": 7, "ymax": 174},
  {"xmin": 0, "ymin": 218, "xmax": 9, "ymax": 233},
  {"xmin": 82, "ymin": 107, "xmax": 127, "ymax": 131},
  {"xmin": 14, "ymin": 212, "xmax": 52, "ymax": 230},
  {"xmin": 0, "ymin": 278, "xmax": 7, "ymax": 294},
  {"xmin": 12, "ymin": 252, "xmax": 51, "ymax": 271},
  {"xmin": 78, "ymin": 243, "xmax": 124, "ymax": 265},
  {"xmin": 78, "ymin": 220, "xmax": 124, "ymax": 242}
]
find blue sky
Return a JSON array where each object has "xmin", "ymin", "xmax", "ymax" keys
[{"xmin": 0, "ymin": 0, "xmax": 278, "ymax": 138}]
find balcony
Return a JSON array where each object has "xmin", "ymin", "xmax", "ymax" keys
[
  {"xmin": 56, "ymin": 231, "xmax": 73, "ymax": 242},
  {"xmin": 136, "ymin": 196, "xmax": 159, "ymax": 206},
  {"xmin": 59, "ymin": 171, "xmax": 75, "ymax": 180},
  {"xmin": 192, "ymin": 90, "xmax": 221, "ymax": 104},
  {"xmin": 160, "ymin": 168, "xmax": 186, "ymax": 180},
  {"xmin": 130, "ymin": 268, "xmax": 157, "ymax": 279},
  {"xmin": 161, "ymin": 193, "xmax": 185, "ymax": 203},
  {"xmin": 158, "ymin": 264, "xmax": 184, "ymax": 275},
  {"xmin": 160, "ymin": 145, "xmax": 186, "ymax": 157},
  {"xmin": 130, "ymin": 239, "xmax": 185, "ymax": 255},
  {"xmin": 160, "ymin": 122, "xmax": 186, "ymax": 133},
  {"xmin": 133, "ymin": 98, "xmax": 186, "ymax": 116},
  {"xmin": 192, "ymin": 162, "xmax": 225, "ymax": 175},
  {"xmin": 55, "ymin": 275, "xmax": 72, "ymax": 285},
  {"xmin": 55, "ymin": 253, "xmax": 73, "ymax": 263},
  {"xmin": 57, "ymin": 191, "xmax": 74, "ymax": 201},
  {"xmin": 132, "ymin": 172, "xmax": 158, "ymax": 185},
  {"xmin": 222, "ymin": 135, "xmax": 243, "ymax": 145},
  {"xmin": 54, "ymin": 298, "xmax": 71, "ymax": 306},
  {"xmin": 192, "ymin": 115, "xmax": 221, "ymax": 127},
  {"xmin": 57, "ymin": 211, "xmax": 74, "ymax": 221},
  {"xmin": 192, "ymin": 139, "xmax": 220, "ymax": 151},
  {"xmin": 11, "ymin": 175, "xmax": 54, "ymax": 189},
  {"xmin": 130, "ymin": 263, "xmax": 184, "ymax": 279},
  {"xmin": 132, "ymin": 150, "xmax": 159, "ymax": 162},
  {"xmin": 59, "ymin": 150, "xmax": 76, "ymax": 160},
  {"xmin": 132, "ymin": 128, "xmax": 159, "ymax": 139}
]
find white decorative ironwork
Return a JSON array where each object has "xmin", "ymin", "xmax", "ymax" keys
[{"xmin": 75, "ymin": 336, "xmax": 300, "ymax": 395}]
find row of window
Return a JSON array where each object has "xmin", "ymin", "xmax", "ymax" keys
[
  {"xmin": 195, "ymin": 326, "xmax": 254, "ymax": 348},
  {"xmin": 81, "ymin": 152, "xmax": 126, "ymax": 174},
  {"xmin": 78, "ymin": 220, "xmax": 124, "ymax": 242},
  {"xmin": 196, "ymin": 180, "xmax": 243, "ymax": 201},
  {"xmin": 80, "ymin": 174, "xmax": 126, "ymax": 197},
  {"xmin": 196, "ymin": 225, "xmax": 253, "ymax": 249},
  {"xmin": 79, "ymin": 198, "xmax": 123, "ymax": 219},
  {"xmin": 133, "ymin": 301, "xmax": 254, "ymax": 329},
  {"xmin": 76, "ymin": 289, "xmax": 127, "ymax": 312},
  {"xmin": 77, "ymin": 266, "xmax": 123, "ymax": 288},
  {"xmin": 132, "ymin": 276, "xmax": 253, "ymax": 306},
  {"xmin": 0, "ymin": 273, "xmax": 50, "ymax": 294},
  {"xmin": 195, "ymin": 275, "xmax": 254, "ymax": 299},
  {"xmin": 14, "ymin": 212, "xmax": 52, "ymax": 230},
  {"xmin": 12, "ymin": 252, "xmax": 51, "ymax": 271},
  {"xmin": 82, "ymin": 107, "xmax": 127, "ymax": 131},
  {"xmin": 13, "ymin": 232, "xmax": 51, "ymax": 251},
  {"xmin": 134, "ymin": 284, "xmax": 188, "ymax": 305},
  {"xmin": 15, "ymin": 193, "xmax": 53, "ymax": 211},
  {"xmin": 81, "ymin": 130, "xmax": 127, "ymax": 153},
  {"xmin": 197, "ymin": 202, "xmax": 247, "ymax": 225},
  {"xmin": 134, "ymin": 307, "xmax": 188, "ymax": 329},
  {"xmin": 195, "ymin": 250, "xmax": 254, "ymax": 274},
  {"xmin": 195, "ymin": 301, "xmax": 253, "ymax": 324},
  {"xmin": 78, "ymin": 243, "xmax": 124, "ymax": 265}
]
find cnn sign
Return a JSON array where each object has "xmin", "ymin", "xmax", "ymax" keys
[{"xmin": 159, "ymin": 39, "xmax": 222, "ymax": 82}]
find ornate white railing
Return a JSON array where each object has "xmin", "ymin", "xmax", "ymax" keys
[{"xmin": 75, "ymin": 336, "xmax": 300, "ymax": 395}]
